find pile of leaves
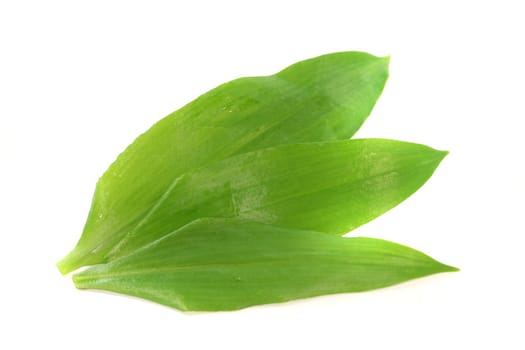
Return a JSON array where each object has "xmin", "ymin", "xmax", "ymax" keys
[{"xmin": 58, "ymin": 52, "xmax": 456, "ymax": 311}]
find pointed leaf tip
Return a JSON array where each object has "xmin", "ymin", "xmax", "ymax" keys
[{"xmin": 440, "ymin": 264, "xmax": 460, "ymax": 272}]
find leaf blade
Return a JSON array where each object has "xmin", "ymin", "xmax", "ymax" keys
[
  {"xmin": 110, "ymin": 139, "xmax": 447, "ymax": 259},
  {"xmin": 58, "ymin": 52, "xmax": 389, "ymax": 274},
  {"xmin": 73, "ymin": 218, "xmax": 457, "ymax": 311}
]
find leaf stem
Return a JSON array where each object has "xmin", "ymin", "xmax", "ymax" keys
[{"xmin": 56, "ymin": 247, "xmax": 100, "ymax": 275}]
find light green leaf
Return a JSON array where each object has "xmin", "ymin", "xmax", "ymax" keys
[
  {"xmin": 58, "ymin": 52, "xmax": 389, "ymax": 274},
  {"xmin": 73, "ymin": 218, "xmax": 457, "ymax": 311},
  {"xmin": 99, "ymin": 139, "xmax": 446, "ymax": 262}
]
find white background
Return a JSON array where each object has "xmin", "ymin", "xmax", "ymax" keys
[{"xmin": 1, "ymin": 1, "xmax": 524, "ymax": 349}]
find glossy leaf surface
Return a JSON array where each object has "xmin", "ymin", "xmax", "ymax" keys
[
  {"xmin": 58, "ymin": 52, "xmax": 389, "ymax": 274},
  {"xmin": 105, "ymin": 139, "xmax": 445, "ymax": 261},
  {"xmin": 74, "ymin": 218, "xmax": 457, "ymax": 311}
]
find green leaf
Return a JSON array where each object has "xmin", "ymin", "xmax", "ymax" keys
[
  {"xmin": 95, "ymin": 139, "xmax": 446, "ymax": 263},
  {"xmin": 58, "ymin": 52, "xmax": 389, "ymax": 274},
  {"xmin": 73, "ymin": 218, "xmax": 457, "ymax": 311}
]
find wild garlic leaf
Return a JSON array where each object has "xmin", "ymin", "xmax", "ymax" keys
[
  {"xmin": 103, "ymin": 139, "xmax": 446, "ymax": 260},
  {"xmin": 73, "ymin": 218, "xmax": 457, "ymax": 312},
  {"xmin": 58, "ymin": 52, "xmax": 389, "ymax": 274}
]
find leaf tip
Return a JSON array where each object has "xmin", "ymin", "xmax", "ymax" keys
[
  {"xmin": 430, "ymin": 257, "xmax": 459, "ymax": 273},
  {"xmin": 425, "ymin": 147, "xmax": 449, "ymax": 165},
  {"xmin": 382, "ymin": 54, "xmax": 391, "ymax": 66},
  {"xmin": 436, "ymin": 149, "xmax": 449, "ymax": 162},
  {"xmin": 444, "ymin": 264, "xmax": 460, "ymax": 272}
]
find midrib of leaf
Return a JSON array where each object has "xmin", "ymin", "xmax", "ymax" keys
[
  {"xmin": 74, "ymin": 260, "xmax": 313, "ymax": 281},
  {"xmin": 75, "ymin": 251, "xmax": 441, "ymax": 281}
]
